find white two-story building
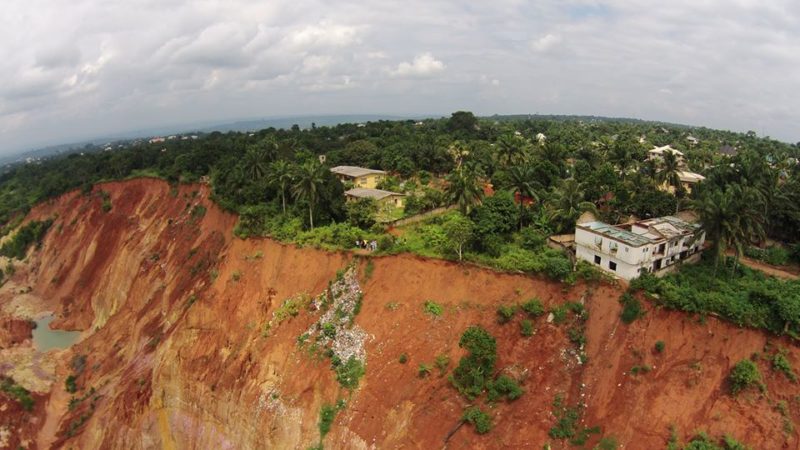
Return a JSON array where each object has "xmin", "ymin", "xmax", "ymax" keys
[{"xmin": 575, "ymin": 216, "xmax": 706, "ymax": 280}]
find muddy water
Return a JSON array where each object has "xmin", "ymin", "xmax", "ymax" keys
[{"xmin": 32, "ymin": 314, "xmax": 80, "ymax": 351}]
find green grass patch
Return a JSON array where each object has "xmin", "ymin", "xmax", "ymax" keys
[{"xmin": 423, "ymin": 300, "xmax": 444, "ymax": 317}]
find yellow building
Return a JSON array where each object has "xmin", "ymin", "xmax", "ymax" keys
[
  {"xmin": 330, "ymin": 166, "xmax": 386, "ymax": 189},
  {"xmin": 344, "ymin": 188, "xmax": 405, "ymax": 209}
]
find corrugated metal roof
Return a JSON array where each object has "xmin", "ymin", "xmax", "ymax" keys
[
  {"xmin": 579, "ymin": 221, "xmax": 653, "ymax": 247},
  {"xmin": 330, "ymin": 166, "xmax": 386, "ymax": 178},
  {"xmin": 579, "ymin": 216, "xmax": 700, "ymax": 247},
  {"xmin": 345, "ymin": 188, "xmax": 403, "ymax": 200}
]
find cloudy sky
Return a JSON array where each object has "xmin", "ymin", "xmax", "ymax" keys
[{"xmin": 2, "ymin": 0, "xmax": 799, "ymax": 154}]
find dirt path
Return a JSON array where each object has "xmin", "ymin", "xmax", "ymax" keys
[{"xmin": 726, "ymin": 251, "xmax": 799, "ymax": 280}]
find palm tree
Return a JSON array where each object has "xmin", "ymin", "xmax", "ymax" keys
[
  {"xmin": 496, "ymin": 133, "xmax": 529, "ymax": 167},
  {"xmin": 268, "ymin": 160, "xmax": 294, "ymax": 214},
  {"xmin": 656, "ymin": 150, "xmax": 683, "ymax": 195},
  {"xmin": 692, "ymin": 185, "xmax": 766, "ymax": 274},
  {"xmin": 292, "ymin": 161, "xmax": 327, "ymax": 229},
  {"xmin": 446, "ymin": 164, "xmax": 483, "ymax": 215},
  {"xmin": 508, "ymin": 165, "xmax": 540, "ymax": 229},
  {"xmin": 546, "ymin": 178, "xmax": 597, "ymax": 233},
  {"xmin": 241, "ymin": 146, "xmax": 270, "ymax": 182}
]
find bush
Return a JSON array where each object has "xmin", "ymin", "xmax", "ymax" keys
[
  {"xmin": 496, "ymin": 304, "xmax": 517, "ymax": 324},
  {"xmin": 423, "ymin": 300, "xmax": 444, "ymax": 317},
  {"xmin": 65, "ymin": 375, "xmax": 77, "ymax": 393},
  {"xmin": 0, "ymin": 376, "xmax": 34, "ymax": 411},
  {"xmin": 543, "ymin": 256, "xmax": 572, "ymax": 281},
  {"xmin": 520, "ymin": 227, "xmax": 547, "ymax": 250},
  {"xmin": 629, "ymin": 261, "xmax": 800, "ymax": 336},
  {"xmin": 729, "ymin": 359, "xmax": 761, "ymax": 395},
  {"xmin": 0, "ymin": 219, "xmax": 54, "ymax": 260},
  {"xmin": 487, "ymin": 375, "xmax": 523, "ymax": 401},
  {"xmin": 377, "ymin": 234, "xmax": 394, "ymax": 251},
  {"xmin": 462, "ymin": 406, "xmax": 492, "ymax": 434},
  {"xmin": 346, "ymin": 198, "xmax": 378, "ymax": 229},
  {"xmin": 772, "ymin": 352, "xmax": 796, "ymax": 382},
  {"xmin": 655, "ymin": 341, "xmax": 665, "ymax": 353},
  {"xmin": 450, "ymin": 326, "xmax": 497, "ymax": 399},
  {"xmin": 520, "ymin": 319, "xmax": 534, "ymax": 337},
  {"xmin": 417, "ymin": 363, "xmax": 432, "ymax": 378},
  {"xmin": 334, "ymin": 357, "xmax": 365, "ymax": 389},
  {"xmin": 398, "ymin": 353, "xmax": 408, "ymax": 364},
  {"xmin": 318, "ymin": 403, "xmax": 337, "ymax": 438},
  {"xmin": 296, "ymin": 223, "xmax": 369, "ymax": 249},
  {"xmin": 620, "ymin": 292, "xmax": 644, "ymax": 324},
  {"xmin": 435, "ymin": 354, "xmax": 450, "ymax": 375},
  {"xmin": 521, "ymin": 298, "xmax": 545, "ymax": 317}
]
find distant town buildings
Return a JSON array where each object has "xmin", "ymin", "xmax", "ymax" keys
[{"xmin": 575, "ymin": 216, "xmax": 705, "ymax": 280}]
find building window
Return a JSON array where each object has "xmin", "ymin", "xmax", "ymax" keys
[
  {"xmin": 609, "ymin": 261, "xmax": 617, "ymax": 271},
  {"xmin": 594, "ymin": 255, "xmax": 601, "ymax": 265}
]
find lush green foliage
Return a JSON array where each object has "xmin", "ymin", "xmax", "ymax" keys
[
  {"xmin": 450, "ymin": 326, "xmax": 497, "ymax": 399},
  {"xmin": 423, "ymin": 300, "xmax": 444, "ymax": 317},
  {"xmin": 318, "ymin": 403, "xmax": 337, "ymax": 438},
  {"xmin": 496, "ymin": 304, "xmax": 517, "ymax": 324},
  {"xmin": 345, "ymin": 198, "xmax": 377, "ymax": 229},
  {"xmin": 520, "ymin": 319, "xmax": 534, "ymax": 337},
  {"xmin": 333, "ymin": 357, "xmax": 365, "ymax": 390},
  {"xmin": 521, "ymin": 298, "xmax": 545, "ymax": 317},
  {"xmin": 0, "ymin": 219, "xmax": 53, "ymax": 260},
  {"xmin": 744, "ymin": 246, "xmax": 790, "ymax": 266},
  {"xmin": 771, "ymin": 351, "xmax": 796, "ymax": 382},
  {"xmin": 65, "ymin": 375, "xmax": 78, "ymax": 394},
  {"xmin": 487, "ymin": 375, "xmax": 523, "ymax": 401},
  {"xmin": 1, "ymin": 376, "xmax": 35, "ymax": 411},
  {"xmin": 619, "ymin": 292, "xmax": 645, "ymax": 324},
  {"xmin": 462, "ymin": 406, "xmax": 492, "ymax": 434},
  {"xmin": 631, "ymin": 261, "xmax": 800, "ymax": 336},
  {"xmin": 728, "ymin": 359, "xmax": 762, "ymax": 395}
]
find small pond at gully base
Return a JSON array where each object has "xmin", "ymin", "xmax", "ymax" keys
[{"xmin": 32, "ymin": 314, "xmax": 81, "ymax": 351}]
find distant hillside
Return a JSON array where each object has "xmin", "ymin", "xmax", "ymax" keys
[{"xmin": 0, "ymin": 114, "xmax": 423, "ymax": 167}]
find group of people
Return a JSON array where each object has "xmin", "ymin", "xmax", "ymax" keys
[{"xmin": 355, "ymin": 239, "xmax": 378, "ymax": 251}]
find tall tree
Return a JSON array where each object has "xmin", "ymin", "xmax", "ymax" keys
[
  {"xmin": 291, "ymin": 161, "xmax": 327, "ymax": 229},
  {"xmin": 268, "ymin": 160, "xmax": 294, "ymax": 214},
  {"xmin": 241, "ymin": 146, "xmax": 270, "ymax": 182},
  {"xmin": 442, "ymin": 213, "xmax": 474, "ymax": 261},
  {"xmin": 496, "ymin": 133, "xmax": 530, "ymax": 167},
  {"xmin": 446, "ymin": 164, "xmax": 484, "ymax": 215},
  {"xmin": 507, "ymin": 165, "xmax": 540, "ymax": 229},
  {"xmin": 656, "ymin": 150, "xmax": 683, "ymax": 194},
  {"xmin": 546, "ymin": 178, "xmax": 597, "ymax": 233},
  {"xmin": 692, "ymin": 185, "xmax": 766, "ymax": 273}
]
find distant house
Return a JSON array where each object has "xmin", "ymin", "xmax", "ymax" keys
[
  {"xmin": 345, "ymin": 188, "xmax": 405, "ymax": 209},
  {"xmin": 648, "ymin": 145, "xmax": 685, "ymax": 163},
  {"xmin": 575, "ymin": 216, "xmax": 705, "ymax": 280},
  {"xmin": 648, "ymin": 145, "xmax": 704, "ymax": 193},
  {"xmin": 676, "ymin": 170, "xmax": 705, "ymax": 193},
  {"xmin": 686, "ymin": 135, "xmax": 699, "ymax": 145},
  {"xmin": 331, "ymin": 166, "xmax": 387, "ymax": 189},
  {"xmin": 718, "ymin": 145, "xmax": 738, "ymax": 157}
]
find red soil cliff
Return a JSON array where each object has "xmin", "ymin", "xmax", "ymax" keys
[{"xmin": 0, "ymin": 178, "xmax": 797, "ymax": 449}]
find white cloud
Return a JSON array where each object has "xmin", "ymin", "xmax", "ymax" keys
[
  {"xmin": 390, "ymin": 52, "xmax": 445, "ymax": 77},
  {"xmin": 1, "ymin": 0, "xmax": 800, "ymax": 153},
  {"xmin": 530, "ymin": 33, "xmax": 562, "ymax": 52}
]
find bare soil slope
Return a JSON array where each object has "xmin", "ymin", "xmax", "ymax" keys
[{"xmin": 0, "ymin": 178, "xmax": 798, "ymax": 449}]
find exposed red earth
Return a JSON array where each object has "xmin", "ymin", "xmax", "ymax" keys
[{"xmin": 0, "ymin": 178, "xmax": 797, "ymax": 449}]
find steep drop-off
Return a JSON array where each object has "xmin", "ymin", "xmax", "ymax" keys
[{"xmin": 1, "ymin": 178, "xmax": 798, "ymax": 449}]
